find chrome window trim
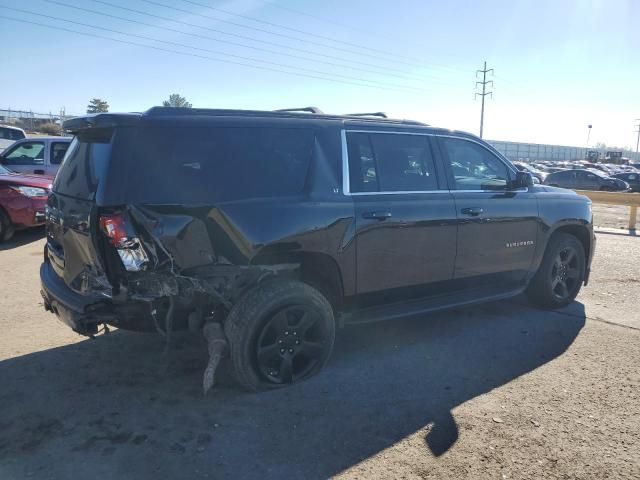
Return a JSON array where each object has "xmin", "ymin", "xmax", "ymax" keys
[{"xmin": 341, "ymin": 129, "xmax": 524, "ymax": 196}]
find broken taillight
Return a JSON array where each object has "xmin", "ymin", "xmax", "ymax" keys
[
  {"xmin": 99, "ymin": 213, "xmax": 149, "ymax": 272},
  {"xmin": 100, "ymin": 214, "xmax": 129, "ymax": 248}
]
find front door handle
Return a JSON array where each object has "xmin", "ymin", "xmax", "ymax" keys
[
  {"xmin": 33, "ymin": 169, "xmax": 45, "ymax": 175},
  {"xmin": 461, "ymin": 207, "xmax": 483, "ymax": 216},
  {"xmin": 362, "ymin": 211, "xmax": 392, "ymax": 220}
]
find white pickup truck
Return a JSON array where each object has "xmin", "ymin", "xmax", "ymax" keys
[{"xmin": 0, "ymin": 125, "xmax": 26, "ymax": 152}]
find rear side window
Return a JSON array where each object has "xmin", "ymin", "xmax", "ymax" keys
[
  {"xmin": 346, "ymin": 132, "xmax": 438, "ymax": 193},
  {"xmin": 125, "ymin": 126, "xmax": 314, "ymax": 204},
  {"xmin": 52, "ymin": 129, "xmax": 112, "ymax": 200},
  {"xmin": 50, "ymin": 142, "xmax": 70, "ymax": 165}
]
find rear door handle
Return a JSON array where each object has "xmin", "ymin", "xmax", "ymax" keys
[
  {"xmin": 33, "ymin": 169, "xmax": 45, "ymax": 175},
  {"xmin": 461, "ymin": 207, "xmax": 483, "ymax": 216},
  {"xmin": 362, "ymin": 211, "xmax": 392, "ymax": 220}
]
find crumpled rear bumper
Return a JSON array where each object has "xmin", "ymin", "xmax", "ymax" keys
[{"xmin": 40, "ymin": 260, "xmax": 115, "ymax": 335}]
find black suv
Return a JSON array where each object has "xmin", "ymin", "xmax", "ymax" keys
[{"xmin": 41, "ymin": 107, "xmax": 595, "ymax": 391}]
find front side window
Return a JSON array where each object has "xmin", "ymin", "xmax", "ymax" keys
[
  {"xmin": 440, "ymin": 137, "xmax": 511, "ymax": 191},
  {"xmin": 50, "ymin": 142, "xmax": 70, "ymax": 165},
  {"xmin": 3, "ymin": 142, "xmax": 45, "ymax": 166},
  {"xmin": 346, "ymin": 132, "xmax": 438, "ymax": 193}
]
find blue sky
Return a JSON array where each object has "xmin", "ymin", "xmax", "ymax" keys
[{"xmin": 1, "ymin": 0, "xmax": 638, "ymax": 147}]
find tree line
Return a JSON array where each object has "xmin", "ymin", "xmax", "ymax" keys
[{"xmin": 86, "ymin": 93, "xmax": 192, "ymax": 113}]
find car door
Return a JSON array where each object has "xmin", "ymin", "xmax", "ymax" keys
[
  {"xmin": 48, "ymin": 141, "xmax": 70, "ymax": 176},
  {"xmin": 1, "ymin": 140, "xmax": 46, "ymax": 174},
  {"xmin": 577, "ymin": 171, "xmax": 599, "ymax": 190},
  {"xmin": 436, "ymin": 135, "xmax": 538, "ymax": 287},
  {"xmin": 344, "ymin": 130, "xmax": 457, "ymax": 301}
]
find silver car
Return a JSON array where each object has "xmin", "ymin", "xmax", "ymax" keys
[{"xmin": 0, "ymin": 136, "xmax": 72, "ymax": 176}]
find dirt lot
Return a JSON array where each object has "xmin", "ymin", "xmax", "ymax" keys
[
  {"xmin": 592, "ymin": 203, "xmax": 639, "ymax": 231},
  {"xmin": 0, "ymin": 217, "xmax": 638, "ymax": 479}
]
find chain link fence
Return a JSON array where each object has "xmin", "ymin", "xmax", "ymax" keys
[{"xmin": 0, "ymin": 108, "xmax": 79, "ymax": 132}]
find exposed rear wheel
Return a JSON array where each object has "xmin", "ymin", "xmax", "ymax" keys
[
  {"xmin": 0, "ymin": 209, "xmax": 15, "ymax": 242},
  {"xmin": 225, "ymin": 279, "xmax": 335, "ymax": 391},
  {"xmin": 526, "ymin": 233, "xmax": 585, "ymax": 309}
]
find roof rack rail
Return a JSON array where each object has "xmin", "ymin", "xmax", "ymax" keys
[
  {"xmin": 275, "ymin": 107, "xmax": 324, "ymax": 114},
  {"xmin": 346, "ymin": 112, "xmax": 388, "ymax": 118}
]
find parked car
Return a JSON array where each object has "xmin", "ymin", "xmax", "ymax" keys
[
  {"xmin": 0, "ymin": 136, "xmax": 72, "ymax": 176},
  {"xmin": 41, "ymin": 107, "xmax": 595, "ymax": 391},
  {"xmin": 612, "ymin": 172, "xmax": 640, "ymax": 192},
  {"xmin": 544, "ymin": 169, "xmax": 629, "ymax": 191},
  {"xmin": 0, "ymin": 125, "xmax": 26, "ymax": 151},
  {"xmin": 513, "ymin": 161, "xmax": 547, "ymax": 183},
  {"xmin": 0, "ymin": 164, "xmax": 51, "ymax": 241}
]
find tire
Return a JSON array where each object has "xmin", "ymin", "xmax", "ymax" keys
[
  {"xmin": 225, "ymin": 279, "xmax": 335, "ymax": 391},
  {"xmin": 526, "ymin": 233, "xmax": 586, "ymax": 309},
  {"xmin": 0, "ymin": 209, "xmax": 15, "ymax": 243}
]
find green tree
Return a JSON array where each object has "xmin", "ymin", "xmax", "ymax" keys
[
  {"xmin": 86, "ymin": 98, "xmax": 109, "ymax": 113},
  {"xmin": 162, "ymin": 93, "xmax": 192, "ymax": 108}
]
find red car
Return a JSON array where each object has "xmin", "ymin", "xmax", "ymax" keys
[{"xmin": 0, "ymin": 164, "xmax": 51, "ymax": 241}]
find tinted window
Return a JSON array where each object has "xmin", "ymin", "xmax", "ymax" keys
[
  {"xmin": 440, "ymin": 138, "xmax": 511, "ymax": 190},
  {"xmin": 50, "ymin": 142, "xmax": 70, "ymax": 165},
  {"xmin": 4, "ymin": 141, "xmax": 45, "ymax": 165},
  {"xmin": 0, "ymin": 127, "xmax": 25, "ymax": 141},
  {"xmin": 125, "ymin": 127, "xmax": 314, "ymax": 204},
  {"xmin": 346, "ymin": 132, "xmax": 438, "ymax": 193},
  {"xmin": 53, "ymin": 130, "xmax": 112, "ymax": 200}
]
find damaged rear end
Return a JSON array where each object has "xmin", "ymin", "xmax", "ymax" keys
[{"xmin": 41, "ymin": 113, "xmax": 310, "ymax": 338}]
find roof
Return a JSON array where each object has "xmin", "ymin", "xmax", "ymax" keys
[
  {"xmin": 23, "ymin": 136, "xmax": 73, "ymax": 141},
  {"xmin": 63, "ymin": 106, "xmax": 429, "ymax": 132},
  {"xmin": 0, "ymin": 124, "xmax": 25, "ymax": 132}
]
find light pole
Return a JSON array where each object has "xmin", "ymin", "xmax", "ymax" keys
[{"xmin": 586, "ymin": 124, "xmax": 592, "ymax": 148}]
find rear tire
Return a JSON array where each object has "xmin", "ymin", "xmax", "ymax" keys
[
  {"xmin": 0, "ymin": 209, "xmax": 15, "ymax": 242},
  {"xmin": 225, "ymin": 279, "xmax": 335, "ymax": 391},
  {"xmin": 526, "ymin": 233, "xmax": 585, "ymax": 309}
]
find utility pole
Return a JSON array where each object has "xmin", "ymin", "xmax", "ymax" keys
[
  {"xmin": 635, "ymin": 119, "xmax": 640, "ymax": 153},
  {"xmin": 475, "ymin": 61, "xmax": 493, "ymax": 138}
]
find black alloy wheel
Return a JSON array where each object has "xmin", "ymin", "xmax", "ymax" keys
[
  {"xmin": 225, "ymin": 279, "xmax": 335, "ymax": 391},
  {"xmin": 255, "ymin": 305, "xmax": 329, "ymax": 384},
  {"xmin": 549, "ymin": 246, "xmax": 581, "ymax": 301}
]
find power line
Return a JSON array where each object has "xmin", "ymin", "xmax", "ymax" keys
[
  {"xmin": 0, "ymin": 15, "xmax": 422, "ymax": 92},
  {"xmin": 48, "ymin": 0, "xmax": 445, "ymax": 82},
  {"xmin": 135, "ymin": 0, "xmax": 427, "ymax": 70},
  {"xmin": 257, "ymin": 0, "xmax": 473, "ymax": 75},
  {"xmin": 259, "ymin": 0, "xmax": 376, "ymax": 37},
  {"xmin": 179, "ymin": 0, "xmax": 422, "ymax": 64},
  {"xmin": 39, "ymin": 0, "xmax": 441, "ymax": 84},
  {"xmin": 1, "ymin": 6, "xmax": 425, "ymax": 91},
  {"xmin": 475, "ymin": 61, "xmax": 494, "ymax": 138}
]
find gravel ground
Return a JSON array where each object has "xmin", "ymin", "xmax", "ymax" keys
[{"xmin": 0, "ymin": 227, "xmax": 638, "ymax": 479}]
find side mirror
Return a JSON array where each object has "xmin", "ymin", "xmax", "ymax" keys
[{"xmin": 512, "ymin": 171, "xmax": 534, "ymax": 189}]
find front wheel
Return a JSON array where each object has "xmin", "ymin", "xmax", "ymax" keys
[
  {"xmin": 225, "ymin": 279, "xmax": 335, "ymax": 391},
  {"xmin": 526, "ymin": 233, "xmax": 586, "ymax": 309}
]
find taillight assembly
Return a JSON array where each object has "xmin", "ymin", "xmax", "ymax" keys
[
  {"xmin": 100, "ymin": 214, "xmax": 129, "ymax": 248},
  {"xmin": 99, "ymin": 213, "xmax": 149, "ymax": 272}
]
